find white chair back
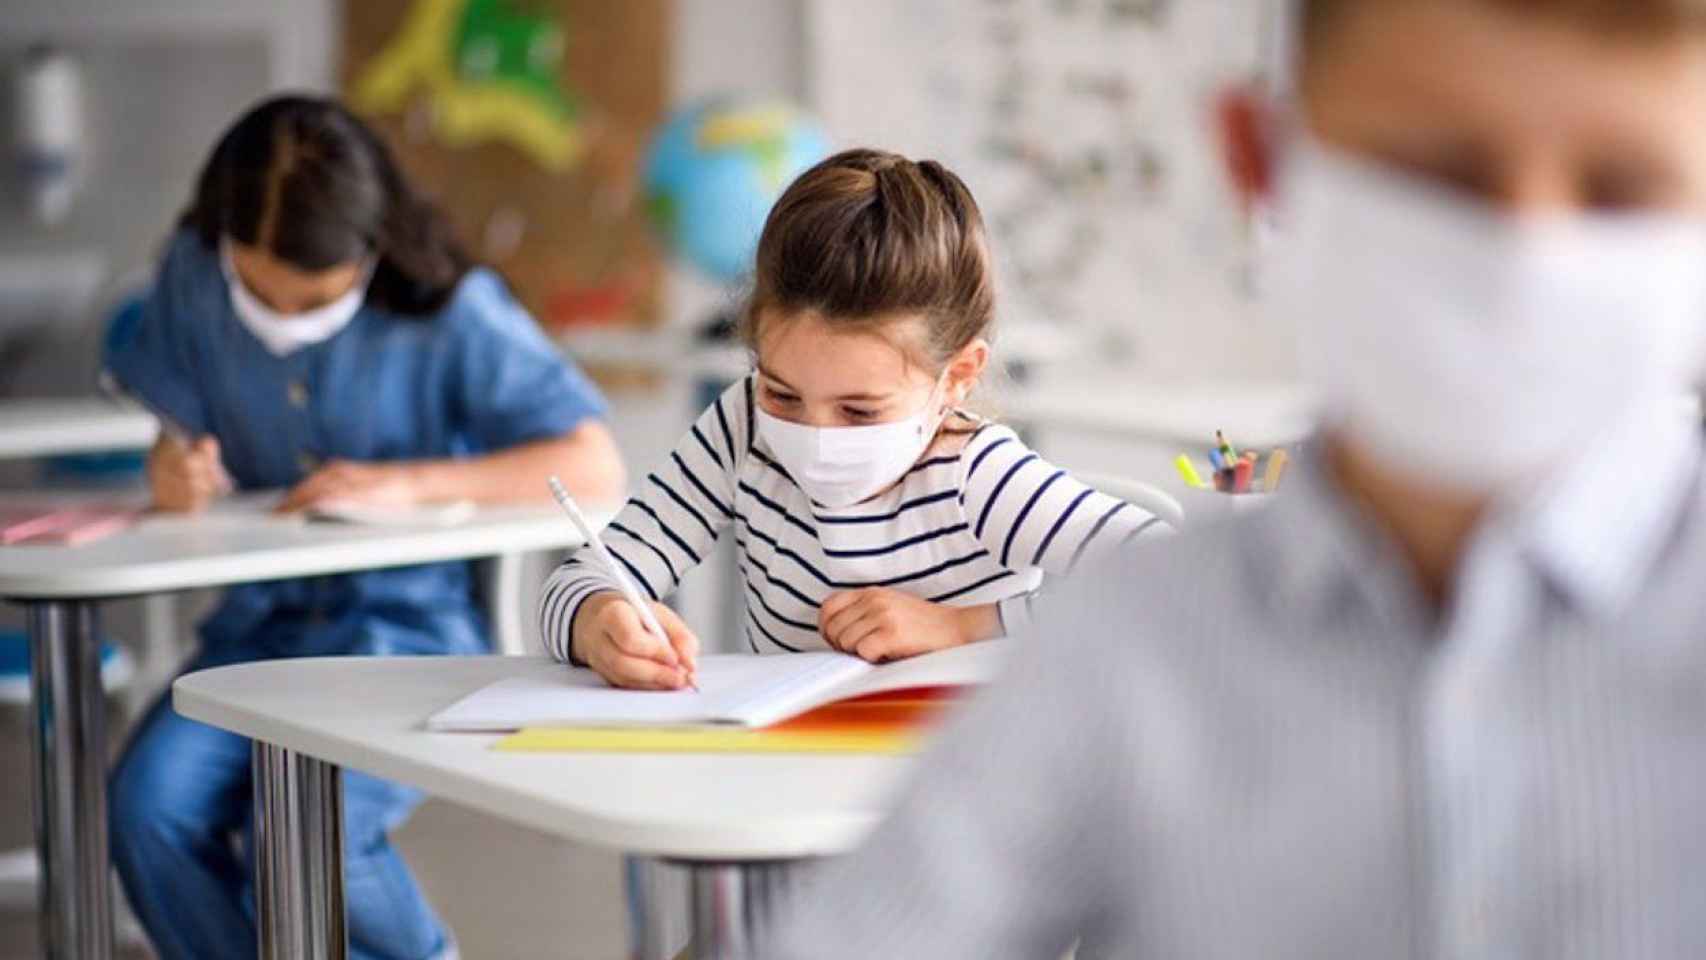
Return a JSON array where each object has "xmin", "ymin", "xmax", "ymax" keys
[{"xmin": 1075, "ymin": 472, "xmax": 1186, "ymax": 530}]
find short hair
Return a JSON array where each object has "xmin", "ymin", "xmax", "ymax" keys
[{"xmin": 1301, "ymin": 0, "xmax": 1706, "ymax": 51}]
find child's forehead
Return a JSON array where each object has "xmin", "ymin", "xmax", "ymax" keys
[
  {"xmin": 1302, "ymin": 3, "xmax": 1706, "ymax": 160},
  {"xmin": 755, "ymin": 311, "xmax": 935, "ymax": 392}
]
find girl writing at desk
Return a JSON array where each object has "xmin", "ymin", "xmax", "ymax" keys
[
  {"xmin": 539, "ymin": 148, "xmax": 1169, "ymax": 688},
  {"xmin": 105, "ymin": 95, "xmax": 623, "ymax": 960}
]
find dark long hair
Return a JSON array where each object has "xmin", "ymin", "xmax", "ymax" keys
[{"xmin": 180, "ymin": 95, "xmax": 472, "ymax": 315}]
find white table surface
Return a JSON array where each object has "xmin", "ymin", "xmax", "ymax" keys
[
  {"xmin": 997, "ymin": 375, "xmax": 1320, "ymax": 448},
  {"xmin": 0, "ymin": 398, "xmax": 158, "ymax": 459},
  {"xmin": 0, "ymin": 494, "xmax": 611, "ymax": 600},
  {"xmin": 175, "ymin": 656, "xmax": 915, "ymax": 861}
]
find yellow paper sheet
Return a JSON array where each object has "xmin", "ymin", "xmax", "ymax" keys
[{"xmin": 494, "ymin": 726, "xmax": 922, "ymax": 755}]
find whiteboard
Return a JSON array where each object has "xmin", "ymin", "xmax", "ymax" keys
[{"xmin": 804, "ymin": 0, "xmax": 1294, "ymax": 377}]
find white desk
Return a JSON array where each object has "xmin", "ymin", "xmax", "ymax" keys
[
  {"xmin": 0, "ymin": 500, "xmax": 604, "ymax": 960},
  {"xmin": 175, "ymin": 656, "xmax": 923, "ymax": 959},
  {"xmin": 0, "ymin": 398, "xmax": 158, "ymax": 459},
  {"xmin": 998, "ymin": 375, "xmax": 1320, "ymax": 448}
]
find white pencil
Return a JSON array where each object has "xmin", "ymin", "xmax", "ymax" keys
[{"xmin": 547, "ymin": 476, "xmax": 697, "ymax": 689}]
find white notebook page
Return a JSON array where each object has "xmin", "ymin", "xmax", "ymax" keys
[{"xmin": 425, "ymin": 653, "xmax": 869, "ymax": 732}]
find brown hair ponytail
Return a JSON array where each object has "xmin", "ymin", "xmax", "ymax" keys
[{"xmin": 740, "ymin": 148, "xmax": 996, "ymax": 371}]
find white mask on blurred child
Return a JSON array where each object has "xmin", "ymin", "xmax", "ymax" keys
[
  {"xmin": 1268, "ymin": 137, "xmax": 1706, "ymax": 493},
  {"xmin": 756, "ymin": 380, "xmax": 946, "ymax": 508},
  {"xmin": 221, "ymin": 239, "xmax": 370, "ymax": 357}
]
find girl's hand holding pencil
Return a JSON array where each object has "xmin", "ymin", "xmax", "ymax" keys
[
  {"xmin": 571, "ymin": 592, "xmax": 703, "ymax": 691},
  {"xmin": 549, "ymin": 475, "xmax": 702, "ymax": 691}
]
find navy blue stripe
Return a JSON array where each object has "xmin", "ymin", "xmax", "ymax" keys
[
  {"xmin": 607, "ymin": 521, "xmax": 679, "ymax": 586},
  {"xmin": 552, "ymin": 581, "xmax": 609, "ymax": 659},
  {"xmin": 1069, "ymin": 501, "xmax": 1130, "ymax": 573},
  {"xmin": 739, "ymin": 517, "xmax": 991, "ymax": 590},
  {"xmin": 736, "ymin": 481, "xmax": 818, "ymax": 539},
  {"xmin": 1119, "ymin": 516, "xmax": 1162, "ymax": 546},
  {"xmin": 1000, "ymin": 470, "xmax": 1066, "ymax": 567},
  {"xmin": 739, "ymin": 565, "xmax": 820, "ymax": 632},
  {"xmin": 542, "ymin": 586, "xmax": 576, "ymax": 661},
  {"xmin": 673, "ymin": 452, "xmax": 734, "ymax": 519},
  {"xmin": 742, "ymin": 377, "xmax": 757, "ymax": 455},
  {"xmin": 746, "ymin": 605, "xmax": 803, "ymax": 653},
  {"xmin": 610, "ymin": 547, "xmax": 660, "ymax": 601},
  {"xmin": 540, "ymin": 579, "xmax": 576, "ymax": 659},
  {"xmin": 812, "ymin": 489, "xmax": 957, "ymax": 525},
  {"xmin": 906, "ymin": 454, "xmax": 960, "ymax": 476},
  {"xmin": 558, "ymin": 580, "xmax": 606, "ymax": 614},
  {"xmin": 962, "ymin": 436, "xmax": 1015, "ymax": 488},
  {"xmin": 1031, "ymin": 488, "xmax": 1093, "ymax": 567},
  {"xmin": 823, "ymin": 522, "xmax": 967, "ymax": 559},
  {"xmin": 744, "ymin": 625, "xmax": 761, "ymax": 653},
  {"xmin": 626, "ymin": 497, "xmax": 702, "ymax": 565},
  {"xmin": 929, "ymin": 569, "xmax": 1015, "ymax": 603},
  {"xmin": 870, "ymin": 548, "xmax": 992, "ymax": 589},
  {"xmin": 691, "ymin": 424, "xmax": 725, "ymax": 471},
  {"xmin": 974, "ymin": 453, "xmax": 1040, "ymax": 539},
  {"xmin": 749, "ymin": 447, "xmax": 796, "ymax": 484},
  {"xmin": 737, "ymin": 539, "xmax": 824, "ymax": 609},
  {"xmin": 648, "ymin": 473, "xmax": 716, "ymax": 539},
  {"xmin": 739, "ymin": 520, "xmax": 839, "ymax": 587},
  {"xmin": 714, "ymin": 392, "xmax": 738, "ymax": 465}
]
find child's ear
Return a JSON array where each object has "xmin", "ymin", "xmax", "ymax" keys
[{"xmin": 943, "ymin": 338, "xmax": 990, "ymax": 406}]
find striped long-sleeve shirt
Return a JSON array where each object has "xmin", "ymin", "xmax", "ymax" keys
[{"xmin": 538, "ymin": 377, "xmax": 1163, "ymax": 660}]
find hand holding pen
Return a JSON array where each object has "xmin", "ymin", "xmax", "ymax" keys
[
  {"xmin": 549, "ymin": 476, "xmax": 702, "ymax": 691},
  {"xmin": 147, "ymin": 433, "xmax": 233, "ymax": 512},
  {"xmin": 102, "ymin": 370, "xmax": 235, "ymax": 511}
]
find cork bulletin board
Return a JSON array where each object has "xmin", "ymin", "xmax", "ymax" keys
[{"xmin": 341, "ymin": 0, "xmax": 669, "ymax": 332}]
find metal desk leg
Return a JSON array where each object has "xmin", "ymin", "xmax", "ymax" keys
[
  {"xmin": 628, "ymin": 856, "xmax": 695, "ymax": 960},
  {"xmin": 27, "ymin": 600, "xmax": 113, "ymax": 960},
  {"xmin": 253, "ymin": 743, "xmax": 347, "ymax": 960},
  {"xmin": 675, "ymin": 860, "xmax": 801, "ymax": 960},
  {"xmin": 131, "ymin": 592, "xmax": 182, "ymax": 713}
]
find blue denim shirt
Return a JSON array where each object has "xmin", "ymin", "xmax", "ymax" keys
[{"xmin": 108, "ymin": 230, "xmax": 608, "ymax": 656}]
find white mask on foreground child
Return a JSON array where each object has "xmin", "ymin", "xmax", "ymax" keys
[
  {"xmin": 220, "ymin": 238, "xmax": 371, "ymax": 357},
  {"xmin": 1268, "ymin": 137, "xmax": 1706, "ymax": 494},
  {"xmin": 756, "ymin": 379, "xmax": 947, "ymax": 508}
]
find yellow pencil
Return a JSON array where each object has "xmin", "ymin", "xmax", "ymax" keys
[
  {"xmin": 1174, "ymin": 455, "xmax": 1207, "ymax": 490},
  {"xmin": 1263, "ymin": 448, "xmax": 1290, "ymax": 492}
]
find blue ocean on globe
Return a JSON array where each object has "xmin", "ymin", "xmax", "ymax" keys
[{"xmin": 644, "ymin": 96, "xmax": 831, "ymax": 284}]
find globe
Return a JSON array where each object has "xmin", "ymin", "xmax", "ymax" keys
[{"xmin": 643, "ymin": 96, "xmax": 831, "ymax": 284}]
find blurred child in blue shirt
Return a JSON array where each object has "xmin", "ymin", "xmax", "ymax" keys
[{"xmin": 104, "ymin": 95, "xmax": 625, "ymax": 960}]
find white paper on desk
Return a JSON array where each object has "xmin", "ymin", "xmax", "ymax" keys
[
  {"xmin": 426, "ymin": 653, "xmax": 868, "ymax": 731},
  {"xmin": 425, "ymin": 643, "xmax": 1010, "ymax": 732},
  {"xmin": 307, "ymin": 499, "xmax": 476, "ymax": 527}
]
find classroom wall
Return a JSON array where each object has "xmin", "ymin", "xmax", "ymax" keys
[{"xmin": 0, "ymin": 0, "xmax": 336, "ymax": 395}]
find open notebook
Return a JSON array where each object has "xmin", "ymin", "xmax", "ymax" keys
[{"xmin": 427, "ymin": 641, "xmax": 1008, "ymax": 732}]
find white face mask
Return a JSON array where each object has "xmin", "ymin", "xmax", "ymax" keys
[
  {"xmin": 221, "ymin": 239, "xmax": 371, "ymax": 357},
  {"xmin": 756, "ymin": 379, "xmax": 947, "ymax": 508},
  {"xmin": 1269, "ymin": 138, "xmax": 1706, "ymax": 494}
]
